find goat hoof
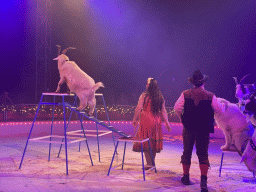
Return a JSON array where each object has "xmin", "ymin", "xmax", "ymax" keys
[{"xmin": 221, "ymin": 146, "xmax": 230, "ymax": 151}]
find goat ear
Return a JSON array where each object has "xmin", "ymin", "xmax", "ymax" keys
[
  {"xmin": 240, "ymin": 74, "xmax": 250, "ymax": 85},
  {"xmin": 53, "ymin": 56, "xmax": 59, "ymax": 60},
  {"xmin": 233, "ymin": 77, "xmax": 238, "ymax": 85}
]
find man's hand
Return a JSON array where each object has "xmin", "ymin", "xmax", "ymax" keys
[{"xmin": 133, "ymin": 121, "xmax": 138, "ymax": 136}]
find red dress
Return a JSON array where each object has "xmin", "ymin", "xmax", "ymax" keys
[{"xmin": 133, "ymin": 97, "xmax": 163, "ymax": 153}]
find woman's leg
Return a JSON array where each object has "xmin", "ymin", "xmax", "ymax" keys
[{"xmin": 144, "ymin": 149, "xmax": 156, "ymax": 165}]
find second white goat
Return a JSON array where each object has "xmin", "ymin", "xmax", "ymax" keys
[{"xmin": 214, "ymin": 98, "xmax": 252, "ymax": 154}]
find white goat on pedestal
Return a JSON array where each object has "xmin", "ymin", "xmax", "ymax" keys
[
  {"xmin": 214, "ymin": 98, "xmax": 252, "ymax": 154},
  {"xmin": 53, "ymin": 45, "xmax": 104, "ymax": 115}
]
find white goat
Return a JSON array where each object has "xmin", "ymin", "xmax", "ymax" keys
[
  {"xmin": 214, "ymin": 98, "xmax": 252, "ymax": 154},
  {"xmin": 53, "ymin": 45, "xmax": 104, "ymax": 115}
]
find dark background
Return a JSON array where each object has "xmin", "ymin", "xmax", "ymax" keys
[{"xmin": 1, "ymin": 0, "xmax": 256, "ymax": 107}]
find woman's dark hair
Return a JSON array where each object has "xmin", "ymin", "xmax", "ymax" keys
[{"xmin": 145, "ymin": 78, "xmax": 164, "ymax": 115}]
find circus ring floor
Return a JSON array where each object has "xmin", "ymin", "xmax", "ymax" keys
[{"xmin": 0, "ymin": 121, "xmax": 255, "ymax": 192}]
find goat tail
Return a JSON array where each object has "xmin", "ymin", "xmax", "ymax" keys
[{"xmin": 92, "ymin": 82, "xmax": 104, "ymax": 92}]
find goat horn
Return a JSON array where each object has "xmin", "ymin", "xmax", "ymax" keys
[
  {"xmin": 62, "ymin": 47, "xmax": 76, "ymax": 55},
  {"xmin": 250, "ymin": 92, "xmax": 256, "ymax": 100},
  {"xmin": 239, "ymin": 74, "xmax": 250, "ymax": 85},
  {"xmin": 233, "ymin": 77, "xmax": 238, "ymax": 85},
  {"xmin": 56, "ymin": 45, "xmax": 61, "ymax": 56}
]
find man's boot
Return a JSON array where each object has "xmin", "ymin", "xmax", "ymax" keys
[
  {"xmin": 200, "ymin": 175, "xmax": 208, "ymax": 192},
  {"xmin": 181, "ymin": 164, "xmax": 191, "ymax": 185},
  {"xmin": 181, "ymin": 174, "xmax": 191, "ymax": 185}
]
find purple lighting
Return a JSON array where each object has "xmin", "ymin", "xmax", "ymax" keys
[{"xmin": 1, "ymin": 0, "xmax": 256, "ymax": 107}]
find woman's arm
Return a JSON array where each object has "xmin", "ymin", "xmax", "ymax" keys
[
  {"xmin": 132, "ymin": 93, "xmax": 146, "ymax": 128},
  {"xmin": 162, "ymin": 100, "xmax": 171, "ymax": 132}
]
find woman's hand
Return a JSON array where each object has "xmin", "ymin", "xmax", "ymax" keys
[
  {"xmin": 132, "ymin": 121, "xmax": 138, "ymax": 128},
  {"xmin": 133, "ymin": 121, "xmax": 138, "ymax": 136}
]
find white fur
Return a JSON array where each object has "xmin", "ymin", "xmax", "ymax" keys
[
  {"xmin": 53, "ymin": 54, "xmax": 104, "ymax": 115},
  {"xmin": 214, "ymin": 98, "xmax": 251, "ymax": 153}
]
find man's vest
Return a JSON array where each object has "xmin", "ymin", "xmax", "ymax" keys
[{"xmin": 181, "ymin": 87, "xmax": 215, "ymax": 133}]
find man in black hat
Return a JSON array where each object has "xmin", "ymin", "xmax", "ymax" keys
[{"xmin": 174, "ymin": 70, "xmax": 224, "ymax": 192}]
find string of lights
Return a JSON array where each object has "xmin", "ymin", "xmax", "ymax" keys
[{"xmin": 0, "ymin": 104, "xmax": 179, "ymax": 122}]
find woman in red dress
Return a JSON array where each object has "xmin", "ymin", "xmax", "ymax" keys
[{"xmin": 132, "ymin": 78, "xmax": 171, "ymax": 169}]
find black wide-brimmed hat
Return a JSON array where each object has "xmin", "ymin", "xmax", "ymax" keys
[{"xmin": 188, "ymin": 70, "xmax": 209, "ymax": 85}]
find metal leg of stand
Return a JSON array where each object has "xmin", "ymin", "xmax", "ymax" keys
[
  {"xmin": 78, "ymin": 112, "xmax": 87, "ymax": 152},
  {"xmin": 79, "ymin": 138, "xmax": 81, "ymax": 152},
  {"xmin": 69, "ymin": 96, "xmax": 82, "ymax": 152},
  {"xmin": 19, "ymin": 95, "xmax": 44, "ymax": 169},
  {"xmin": 219, "ymin": 151, "xmax": 254, "ymax": 177},
  {"xmin": 48, "ymin": 96, "xmax": 56, "ymax": 161},
  {"xmin": 108, "ymin": 138, "xmax": 151, "ymax": 181},
  {"xmin": 121, "ymin": 142, "xmax": 127, "ymax": 170},
  {"xmin": 78, "ymin": 114, "xmax": 93, "ymax": 166},
  {"xmin": 101, "ymin": 95, "xmax": 116, "ymax": 149},
  {"xmin": 107, "ymin": 141, "xmax": 119, "ymax": 176},
  {"xmin": 57, "ymin": 96, "xmax": 77, "ymax": 158},
  {"xmin": 78, "ymin": 115, "xmax": 83, "ymax": 152},
  {"xmin": 95, "ymin": 105, "xmax": 101, "ymax": 162},
  {"xmin": 79, "ymin": 94, "xmax": 116, "ymax": 162},
  {"xmin": 141, "ymin": 143, "xmax": 145, "ymax": 181},
  {"xmin": 62, "ymin": 96, "xmax": 69, "ymax": 175},
  {"xmin": 57, "ymin": 93, "xmax": 113, "ymax": 162},
  {"xmin": 219, "ymin": 152, "xmax": 224, "ymax": 177},
  {"xmin": 57, "ymin": 111, "xmax": 72, "ymax": 158}
]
